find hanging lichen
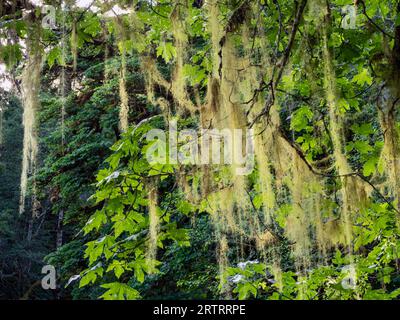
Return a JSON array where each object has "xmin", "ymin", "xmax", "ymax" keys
[
  {"xmin": 19, "ymin": 34, "xmax": 42, "ymax": 215},
  {"xmin": 217, "ymin": 235, "xmax": 231, "ymax": 298},
  {"xmin": 147, "ymin": 180, "xmax": 160, "ymax": 270},
  {"xmin": 118, "ymin": 49, "xmax": 129, "ymax": 132},
  {"xmin": 97, "ymin": 0, "xmax": 397, "ymax": 296},
  {"xmin": 320, "ymin": 5, "xmax": 361, "ymax": 250},
  {"xmin": 377, "ymin": 87, "xmax": 400, "ymax": 210},
  {"xmin": 170, "ymin": 1, "xmax": 196, "ymax": 113},
  {"xmin": 112, "ymin": 14, "xmax": 130, "ymax": 132},
  {"xmin": 71, "ymin": 19, "xmax": 78, "ymax": 74},
  {"xmin": 207, "ymin": 0, "xmax": 222, "ymax": 80}
]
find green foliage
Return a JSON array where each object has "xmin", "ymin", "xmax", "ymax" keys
[
  {"xmin": 226, "ymin": 200, "xmax": 400, "ymax": 300},
  {"xmin": 1, "ymin": 0, "xmax": 400, "ymax": 301},
  {"xmin": 77, "ymin": 121, "xmax": 192, "ymax": 299},
  {"xmin": 226, "ymin": 262, "xmax": 267, "ymax": 299}
]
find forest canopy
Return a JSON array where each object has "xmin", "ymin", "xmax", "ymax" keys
[{"xmin": 0, "ymin": 0, "xmax": 400, "ymax": 300}]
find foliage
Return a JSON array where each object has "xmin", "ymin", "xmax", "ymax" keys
[{"xmin": 0, "ymin": 0, "xmax": 400, "ymax": 301}]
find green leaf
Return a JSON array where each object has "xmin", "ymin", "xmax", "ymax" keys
[
  {"xmin": 290, "ymin": 106, "xmax": 313, "ymax": 132},
  {"xmin": 363, "ymin": 157, "xmax": 378, "ymax": 177},
  {"xmin": 0, "ymin": 44, "xmax": 22, "ymax": 68},
  {"xmin": 354, "ymin": 141, "xmax": 373, "ymax": 154},
  {"xmin": 81, "ymin": 15, "xmax": 101, "ymax": 37},
  {"xmin": 100, "ymin": 282, "xmax": 140, "ymax": 300},
  {"xmin": 107, "ymin": 261, "xmax": 126, "ymax": 279},
  {"xmin": 182, "ymin": 64, "xmax": 206, "ymax": 86},
  {"xmin": 177, "ymin": 200, "xmax": 195, "ymax": 215},
  {"xmin": 156, "ymin": 42, "xmax": 176, "ymax": 63},
  {"xmin": 352, "ymin": 69, "xmax": 373, "ymax": 86},
  {"xmin": 351, "ymin": 123, "xmax": 374, "ymax": 135},
  {"xmin": 47, "ymin": 47, "xmax": 63, "ymax": 68}
]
